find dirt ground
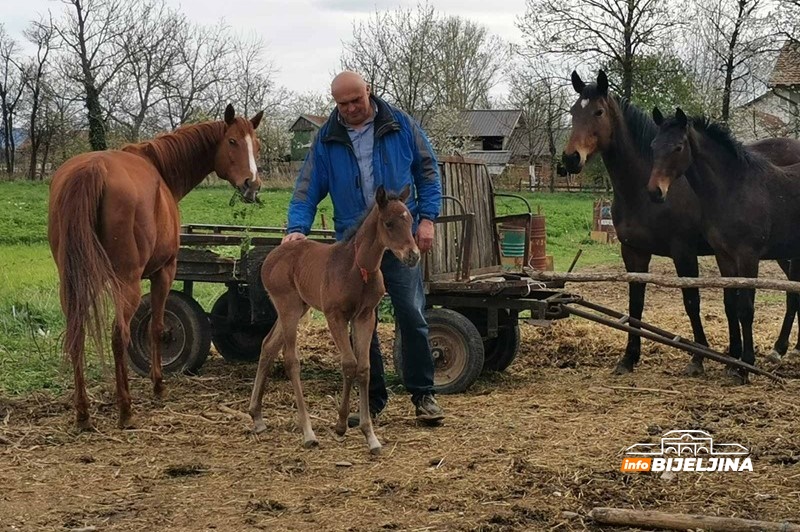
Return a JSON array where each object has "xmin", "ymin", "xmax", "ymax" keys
[{"xmin": 1, "ymin": 257, "xmax": 799, "ymax": 532}]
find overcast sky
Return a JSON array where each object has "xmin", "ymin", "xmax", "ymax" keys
[{"xmin": 5, "ymin": 0, "xmax": 529, "ymax": 99}]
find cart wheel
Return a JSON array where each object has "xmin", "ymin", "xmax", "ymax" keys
[
  {"xmin": 393, "ymin": 308, "xmax": 485, "ymax": 394},
  {"xmin": 454, "ymin": 308, "xmax": 520, "ymax": 372},
  {"xmin": 482, "ymin": 324, "xmax": 521, "ymax": 372},
  {"xmin": 128, "ymin": 290, "xmax": 211, "ymax": 377},
  {"xmin": 210, "ymin": 291, "xmax": 276, "ymax": 362}
]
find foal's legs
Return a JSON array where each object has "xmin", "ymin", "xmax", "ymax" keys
[
  {"xmin": 672, "ymin": 251, "xmax": 709, "ymax": 376},
  {"xmin": 328, "ymin": 312, "xmax": 357, "ymax": 437},
  {"xmin": 615, "ymin": 244, "xmax": 652, "ymax": 374},
  {"xmin": 280, "ymin": 301, "xmax": 316, "ymax": 447},
  {"xmin": 736, "ymin": 256, "xmax": 760, "ymax": 384},
  {"xmin": 147, "ymin": 261, "xmax": 176, "ymax": 398},
  {"xmin": 351, "ymin": 309, "xmax": 381, "ymax": 454},
  {"xmin": 111, "ymin": 276, "xmax": 143, "ymax": 428},
  {"xmin": 68, "ymin": 320, "xmax": 92, "ymax": 430},
  {"xmin": 249, "ymin": 318, "xmax": 284, "ymax": 434},
  {"xmin": 769, "ymin": 259, "xmax": 800, "ymax": 362}
]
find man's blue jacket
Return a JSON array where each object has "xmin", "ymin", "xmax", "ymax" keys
[{"xmin": 287, "ymin": 95, "xmax": 442, "ymax": 240}]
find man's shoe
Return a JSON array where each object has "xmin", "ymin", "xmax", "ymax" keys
[
  {"xmin": 413, "ymin": 394, "xmax": 444, "ymax": 425},
  {"xmin": 347, "ymin": 408, "xmax": 382, "ymax": 429}
]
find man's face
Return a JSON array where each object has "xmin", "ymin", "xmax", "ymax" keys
[{"xmin": 333, "ymin": 83, "xmax": 372, "ymax": 127}]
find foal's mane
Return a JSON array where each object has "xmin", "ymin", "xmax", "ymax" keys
[
  {"xmin": 686, "ymin": 116, "xmax": 768, "ymax": 170},
  {"xmin": 122, "ymin": 120, "xmax": 227, "ymax": 190},
  {"xmin": 342, "ymin": 192, "xmax": 407, "ymax": 242}
]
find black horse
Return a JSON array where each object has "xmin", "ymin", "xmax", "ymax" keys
[
  {"xmin": 648, "ymin": 107, "xmax": 800, "ymax": 381},
  {"xmin": 563, "ymin": 70, "xmax": 800, "ymax": 376}
]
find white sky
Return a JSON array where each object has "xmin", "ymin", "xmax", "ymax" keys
[{"xmin": 4, "ymin": 0, "xmax": 529, "ymax": 98}]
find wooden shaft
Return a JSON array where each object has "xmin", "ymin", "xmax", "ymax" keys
[
  {"xmin": 589, "ymin": 507, "xmax": 800, "ymax": 532},
  {"xmin": 527, "ymin": 270, "xmax": 800, "ymax": 293}
]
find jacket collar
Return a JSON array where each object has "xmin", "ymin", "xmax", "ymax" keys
[{"xmin": 322, "ymin": 95, "xmax": 400, "ymax": 144}]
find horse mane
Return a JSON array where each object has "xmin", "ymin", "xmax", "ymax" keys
[
  {"xmin": 342, "ymin": 192, "xmax": 406, "ymax": 242},
  {"xmin": 614, "ymin": 96, "xmax": 659, "ymax": 158},
  {"xmin": 121, "ymin": 121, "xmax": 226, "ymax": 194},
  {"xmin": 687, "ymin": 116, "xmax": 763, "ymax": 166}
]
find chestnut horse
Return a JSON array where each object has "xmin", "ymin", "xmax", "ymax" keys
[
  {"xmin": 563, "ymin": 70, "xmax": 800, "ymax": 376},
  {"xmin": 248, "ymin": 185, "xmax": 419, "ymax": 454},
  {"xmin": 649, "ymin": 107, "xmax": 800, "ymax": 382},
  {"xmin": 49, "ymin": 104, "xmax": 263, "ymax": 429}
]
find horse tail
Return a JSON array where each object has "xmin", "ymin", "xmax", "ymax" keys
[{"xmin": 52, "ymin": 159, "xmax": 120, "ymax": 364}]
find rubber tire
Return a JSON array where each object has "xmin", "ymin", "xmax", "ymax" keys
[
  {"xmin": 128, "ymin": 290, "xmax": 211, "ymax": 377},
  {"xmin": 454, "ymin": 308, "xmax": 521, "ymax": 372},
  {"xmin": 393, "ymin": 308, "xmax": 485, "ymax": 395},
  {"xmin": 210, "ymin": 291, "xmax": 275, "ymax": 363},
  {"xmin": 482, "ymin": 324, "xmax": 521, "ymax": 372}
]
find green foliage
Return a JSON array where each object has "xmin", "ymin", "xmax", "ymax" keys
[
  {"xmin": 604, "ymin": 53, "xmax": 705, "ymax": 117},
  {"xmin": 0, "ymin": 181, "xmax": 621, "ymax": 395}
]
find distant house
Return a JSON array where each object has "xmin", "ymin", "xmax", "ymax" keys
[
  {"xmin": 288, "ymin": 114, "xmax": 328, "ymax": 161},
  {"xmin": 734, "ymin": 40, "xmax": 800, "ymax": 141}
]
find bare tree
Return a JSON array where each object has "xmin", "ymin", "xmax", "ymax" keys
[
  {"xmin": 691, "ymin": 0, "xmax": 779, "ymax": 121},
  {"xmin": 429, "ymin": 17, "xmax": 507, "ymax": 109},
  {"xmin": 22, "ymin": 17, "xmax": 57, "ymax": 179},
  {"xmin": 163, "ymin": 20, "xmax": 233, "ymax": 128},
  {"xmin": 342, "ymin": 3, "xmax": 439, "ymax": 116},
  {"xmin": 114, "ymin": 0, "xmax": 185, "ymax": 141},
  {"xmin": 53, "ymin": 0, "xmax": 132, "ymax": 151},
  {"xmin": 508, "ymin": 56, "xmax": 569, "ymax": 191},
  {"xmin": 341, "ymin": 3, "xmax": 504, "ymax": 118},
  {"xmin": 0, "ymin": 26, "xmax": 27, "ymax": 175},
  {"xmin": 225, "ymin": 32, "xmax": 277, "ymax": 118},
  {"xmin": 517, "ymin": 0, "xmax": 682, "ymax": 99}
]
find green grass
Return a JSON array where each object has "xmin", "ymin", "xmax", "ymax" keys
[{"xmin": 0, "ymin": 180, "xmax": 620, "ymax": 395}]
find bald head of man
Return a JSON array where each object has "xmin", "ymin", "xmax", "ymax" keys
[{"xmin": 331, "ymin": 71, "xmax": 373, "ymax": 128}]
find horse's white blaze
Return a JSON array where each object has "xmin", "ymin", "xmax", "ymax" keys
[
  {"xmin": 245, "ymin": 135, "xmax": 257, "ymax": 179},
  {"xmin": 580, "ymin": 99, "xmax": 589, "ymax": 108}
]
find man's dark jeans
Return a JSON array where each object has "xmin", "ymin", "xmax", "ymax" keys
[{"xmin": 365, "ymin": 251, "xmax": 434, "ymax": 413}]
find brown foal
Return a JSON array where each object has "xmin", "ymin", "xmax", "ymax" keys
[{"xmin": 248, "ymin": 185, "xmax": 420, "ymax": 454}]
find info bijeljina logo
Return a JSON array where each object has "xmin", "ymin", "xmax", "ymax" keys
[{"xmin": 621, "ymin": 430, "xmax": 753, "ymax": 473}]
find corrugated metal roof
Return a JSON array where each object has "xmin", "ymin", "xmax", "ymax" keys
[
  {"xmin": 466, "ymin": 150, "xmax": 512, "ymax": 165},
  {"xmin": 289, "ymin": 114, "xmax": 328, "ymax": 132},
  {"xmin": 770, "ymin": 40, "xmax": 800, "ymax": 87},
  {"xmin": 451, "ymin": 110, "xmax": 522, "ymax": 137}
]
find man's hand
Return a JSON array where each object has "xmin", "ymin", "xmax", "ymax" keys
[
  {"xmin": 282, "ymin": 232, "xmax": 307, "ymax": 244},
  {"xmin": 416, "ymin": 219, "xmax": 435, "ymax": 253}
]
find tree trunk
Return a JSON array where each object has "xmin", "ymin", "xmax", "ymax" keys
[{"xmin": 85, "ymin": 82, "xmax": 106, "ymax": 151}]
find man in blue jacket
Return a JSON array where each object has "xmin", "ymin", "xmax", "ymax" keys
[{"xmin": 282, "ymin": 71, "xmax": 445, "ymax": 425}]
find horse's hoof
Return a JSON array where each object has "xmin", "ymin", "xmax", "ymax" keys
[
  {"xmin": 766, "ymin": 350, "xmax": 783, "ymax": 364},
  {"xmin": 727, "ymin": 368, "xmax": 749, "ymax": 385},
  {"xmin": 76, "ymin": 416, "xmax": 94, "ymax": 432},
  {"xmin": 369, "ymin": 444, "xmax": 382, "ymax": 456},
  {"xmin": 303, "ymin": 439, "xmax": 319, "ymax": 449},
  {"xmin": 683, "ymin": 363, "xmax": 705, "ymax": 377},
  {"xmin": 613, "ymin": 363, "xmax": 634, "ymax": 375},
  {"xmin": 118, "ymin": 414, "xmax": 136, "ymax": 430},
  {"xmin": 153, "ymin": 383, "xmax": 166, "ymax": 400},
  {"xmin": 334, "ymin": 423, "xmax": 347, "ymax": 437},
  {"xmin": 252, "ymin": 421, "xmax": 268, "ymax": 435}
]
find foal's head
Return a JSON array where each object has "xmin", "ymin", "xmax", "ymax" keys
[
  {"xmin": 215, "ymin": 104, "xmax": 264, "ymax": 203},
  {"xmin": 563, "ymin": 70, "xmax": 615, "ymax": 174},
  {"xmin": 647, "ymin": 107, "xmax": 692, "ymax": 203},
  {"xmin": 374, "ymin": 185, "xmax": 420, "ymax": 267}
]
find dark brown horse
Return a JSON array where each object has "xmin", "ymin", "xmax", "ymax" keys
[
  {"xmin": 648, "ymin": 107, "xmax": 800, "ymax": 381},
  {"xmin": 48, "ymin": 104, "xmax": 263, "ymax": 429},
  {"xmin": 248, "ymin": 185, "xmax": 419, "ymax": 454},
  {"xmin": 563, "ymin": 70, "xmax": 800, "ymax": 376}
]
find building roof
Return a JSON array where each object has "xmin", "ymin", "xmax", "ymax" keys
[
  {"xmin": 770, "ymin": 40, "xmax": 800, "ymax": 88},
  {"xmin": 289, "ymin": 114, "xmax": 328, "ymax": 132},
  {"xmin": 466, "ymin": 150, "xmax": 512, "ymax": 165},
  {"xmin": 451, "ymin": 110, "xmax": 522, "ymax": 138}
]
